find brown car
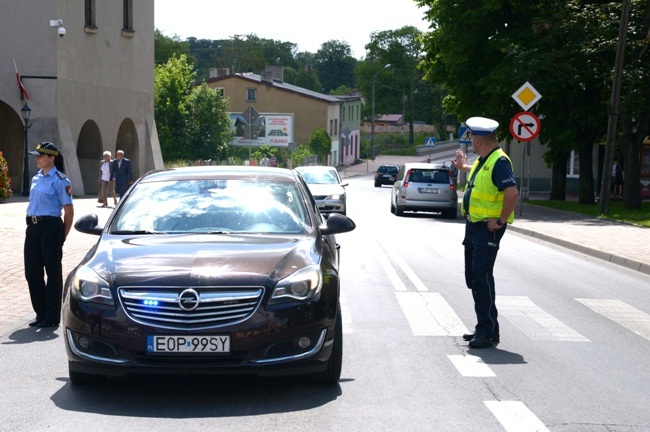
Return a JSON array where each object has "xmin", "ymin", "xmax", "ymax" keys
[{"xmin": 63, "ymin": 166, "xmax": 355, "ymax": 385}]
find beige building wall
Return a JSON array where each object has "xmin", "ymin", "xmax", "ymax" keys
[
  {"xmin": 0, "ymin": 0, "xmax": 162, "ymax": 196},
  {"xmin": 210, "ymin": 75, "xmax": 337, "ymax": 152}
]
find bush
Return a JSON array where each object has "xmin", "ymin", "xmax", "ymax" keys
[{"xmin": 0, "ymin": 151, "xmax": 13, "ymax": 202}]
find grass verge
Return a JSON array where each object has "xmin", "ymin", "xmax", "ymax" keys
[{"xmin": 529, "ymin": 199, "xmax": 650, "ymax": 228}]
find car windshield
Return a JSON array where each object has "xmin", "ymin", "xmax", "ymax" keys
[
  {"xmin": 109, "ymin": 179, "xmax": 309, "ymax": 234},
  {"xmin": 298, "ymin": 170, "xmax": 340, "ymax": 185}
]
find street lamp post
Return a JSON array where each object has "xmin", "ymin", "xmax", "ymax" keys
[
  {"xmin": 369, "ymin": 64, "xmax": 391, "ymax": 172},
  {"xmin": 21, "ymin": 103, "xmax": 32, "ymax": 196}
]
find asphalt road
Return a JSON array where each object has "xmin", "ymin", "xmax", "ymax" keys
[{"xmin": 1, "ymin": 174, "xmax": 649, "ymax": 432}]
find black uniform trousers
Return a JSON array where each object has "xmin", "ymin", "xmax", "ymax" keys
[
  {"xmin": 24, "ymin": 218, "xmax": 65, "ymax": 323},
  {"xmin": 462, "ymin": 220, "xmax": 507, "ymax": 338}
]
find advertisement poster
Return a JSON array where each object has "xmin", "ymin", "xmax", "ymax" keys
[{"xmin": 228, "ymin": 113, "xmax": 294, "ymax": 147}]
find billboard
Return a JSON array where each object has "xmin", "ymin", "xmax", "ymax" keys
[{"xmin": 228, "ymin": 113, "xmax": 294, "ymax": 147}]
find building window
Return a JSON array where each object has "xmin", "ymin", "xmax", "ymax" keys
[
  {"xmin": 123, "ymin": 0, "xmax": 133, "ymax": 31},
  {"xmin": 246, "ymin": 88, "xmax": 256, "ymax": 102},
  {"xmin": 566, "ymin": 150, "xmax": 579, "ymax": 178},
  {"xmin": 329, "ymin": 119, "xmax": 334, "ymax": 136},
  {"xmin": 334, "ymin": 119, "xmax": 338, "ymax": 136},
  {"xmin": 85, "ymin": 0, "xmax": 96, "ymax": 27},
  {"xmin": 214, "ymin": 87, "xmax": 225, "ymax": 98}
]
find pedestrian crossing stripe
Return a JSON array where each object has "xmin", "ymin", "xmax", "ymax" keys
[
  {"xmin": 395, "ymin": 292, "xmax": 468, "ymax": 336},
  {"xmin": 576, "ymin": 298, "xmax": 650, "ymax": 341},
  {"xmin": 448, "ymin": 354, "xmax": 496, "ymax": 377},
  {"xmin": 484, "ymin": 401, "xmax": 550, "ymax": 432}
]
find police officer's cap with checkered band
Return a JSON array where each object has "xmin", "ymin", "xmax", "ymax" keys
[{"xmin": 28, "ymin": 142, "xmax": 59, "ymax": 157}]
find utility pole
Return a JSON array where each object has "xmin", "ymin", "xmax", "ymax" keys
[
  {"xmin": 369, "ymin": 64, "xmax": 391, "ymax": 172},
  {"xmin": 599, "ymin": 0, "xmax": 631, "ymax": 214}
]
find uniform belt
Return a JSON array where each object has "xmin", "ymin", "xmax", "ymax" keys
[{"xmin": 26, "ymin": 216, "xmax": 59, "ymax": 225}]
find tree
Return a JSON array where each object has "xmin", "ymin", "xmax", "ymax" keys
[
  {"xmin": 313, "ymin": 40, "xmax": 358, "ymax": 93},
  {"xmin": 154, "ymin": 29, "xmax": 191, "ymax": 66},
  {"xmin": 294, "ymin": 64, "xmax": 323, "ymax": 92},
  {"xmin": 186, "ymin": 84, "xmax": 233, "ymax": 161},
  {"xmin": 417, "ymin": 0, "xmax": 650, "ymax": 205},
  {"xmin": 308, "ymin": 128, "xmax": 332, "ymax": 164},
  {"xmin": 155, "ymin": 54, "xmax": 195, "ymax": 161},
  {"xmin": 357, "ymin": 26, "xmax": 435, "ymax": 145}
]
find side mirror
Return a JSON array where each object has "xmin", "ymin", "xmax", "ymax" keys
[
  {"xmin": 320, "ymin": 213, "xmax": 356, "ymax": 235},
  {"xmin": 74, "ymin": 214, "xmax": 103, "ymax": 236}
]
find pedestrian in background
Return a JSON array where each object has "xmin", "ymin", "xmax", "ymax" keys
[
  {"xmin": 451, "ymin": 117, "xmax": 518, "ymax": 348},
  {"xmin": 98, "ymin": 151, "xmax": 117, "ymax": 208},
  {"xmin": 270, "ymin": 154, "xmax": 278, "ymax": 167},
  {"xmin": 260, "ymin": 154, "xmax": 270, "ymax": 167},
  {"xmin": 612, "ymin": 157, "xmax": 624, "ymax": 199},
  {"xmin": 111, "ymin": 149, "xmax": 133, "ymax": 199},
  {"xmin": 24, "ymin": 142, "xmax": 74, "ymax": 328}
]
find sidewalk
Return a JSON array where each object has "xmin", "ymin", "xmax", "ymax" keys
[{"xmin": 1, "ymin": 159, "xmax": 648, "ymax": 335}]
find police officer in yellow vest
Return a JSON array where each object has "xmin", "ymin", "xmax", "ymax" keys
[{"xmin": 451, "ymin": 117, "xmax": 518, "ymax": 348}]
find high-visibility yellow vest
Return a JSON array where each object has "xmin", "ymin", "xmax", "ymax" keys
[{"xmin": 462, "ymin": 148, "xmax": 515, "ymax": 223}]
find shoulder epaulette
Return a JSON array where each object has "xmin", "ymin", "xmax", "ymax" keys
[{"xmin": 56, "ymin": 171, "xmax": 67, "ymax": 180}]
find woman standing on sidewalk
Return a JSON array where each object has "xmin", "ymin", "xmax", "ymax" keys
[
  {"xmin": 98, "ymin": 151, "xmax": 117, "ymax": 208},
  {"xmin": 24, "ymin": 142, "xmax": 74, "ymax": 328}
]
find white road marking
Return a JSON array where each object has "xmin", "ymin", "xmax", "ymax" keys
[
  {"xmin": 484, "ymin": 401, "xmax": 550, "ymax": 432},
  {"xmin": 498, "ymin": 296, "xmax": 590, "ymax": 341},
  {"xmin": 577, "ymin": 298, "xmax": 650, "ymax": 341},
  {"xmin": 448, "ymin": 354, "xmax": 496, "ymax": 377},
  {"xmin": 375, "ymin": 246, "xmax": 407, "ymax": 291},
  {"xmin": 395, "ymin": 292, "xmax": 469, "ymax": 336},
  {"xmin": 392, "ymin": 252, "xmax": 429, "ymax": 291}
]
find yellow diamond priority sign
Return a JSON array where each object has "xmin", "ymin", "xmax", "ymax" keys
[{"xmin": 512, "ymin": 82, "xmax": 542, "ymax": 111}]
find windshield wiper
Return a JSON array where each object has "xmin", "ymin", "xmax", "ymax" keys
[{"xmin": 110, "ymin": 230, "xmax": 161, "ymax": 235}]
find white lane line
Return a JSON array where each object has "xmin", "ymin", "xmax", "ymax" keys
[
  {"xmin": 448, "ymin": 354, "xmax": 496, "ymax": 377},
  {"xmin": 339, "ymin": 292, "xmax": 352, "ymax": 334},
  {"xmin": 395, "ymin": 292, "xmax": 469, "ymax": 336},
  {"xmin": 498, "ymin": 296, "xmax": 590, "ymax": 342},
  {"xmin": 577, "ymin": 298, "xmax": 650, "ymax": 341},
  {"xmin": 392, "ymin": 252, "xmax": 429, "ymax": 291},
  {"xmin": 375, "ymin": 245, "xmax": 407, "ymax": 291},
  {"xmin": 484, "ymin": 401, "xmax": 550, "ymax": 432}
]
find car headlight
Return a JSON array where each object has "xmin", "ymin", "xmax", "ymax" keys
[
  {"xmin": 71, "ymin": 265, "xmax": 114, "ymax": 305},
  {"xmin": 269, "ymin": 265, "xmax": 323, "ymax": 305}
]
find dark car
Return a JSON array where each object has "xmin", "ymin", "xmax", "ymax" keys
[
  {"xmin": 374, "ymin": 165, "xmax": 400, "ymax": 187},
  {"xmin": 63, "ymin": 166, "xmax": 356, "ymax": 385}
]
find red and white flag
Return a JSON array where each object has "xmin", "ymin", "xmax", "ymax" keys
[{"xmin": 13, "ymin": 58, "xmax": 30, "ymax": 101}]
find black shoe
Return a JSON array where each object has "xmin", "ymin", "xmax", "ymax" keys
[
  {"xmin": 469, "ymin": 335, "xmax": 494, "ymax": 348},
  {"xmin": 28, "ymin": 319, "xmax": 41, "ymax": 327},
  {"xmin": 463, "ymin": 332, "xmax": 500, "ymax": 344},
  {"xmin": 37, "ymin": 321, "xmax": 59, "ymax": 328}
]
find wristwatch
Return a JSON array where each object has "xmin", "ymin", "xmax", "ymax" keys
[{"xmin": 496, "ymin": 218, "xmax": 504, "ymax": 226}]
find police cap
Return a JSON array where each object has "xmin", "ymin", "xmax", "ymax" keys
[
  {"xmin": 28, "ymin": 142, "xmax": 59, "ymax": 157},
  {"xmin": 466, "ymin": 117, "xmax": 499, "ymax": 136}
]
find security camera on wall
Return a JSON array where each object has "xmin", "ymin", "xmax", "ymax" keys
[{"xmin": 58, "ymin": 26, "xmax": 66, "ymax": 37}]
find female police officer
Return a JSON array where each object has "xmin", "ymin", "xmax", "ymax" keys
[{"xmin": 25, "ymin": 142, "xmax": 74, "ymax": 328}]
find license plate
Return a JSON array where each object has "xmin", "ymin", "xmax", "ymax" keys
[
  {"xmin": 147, "ymin": 335, "xmax": 230, "ymax": 353},
  {"xmin": 383, "ymin": 174, "xmax": 391, "ymax": 178},
  {"xmin": 419, "ymin": 188, "xmax": 440, "ymax": 194}
]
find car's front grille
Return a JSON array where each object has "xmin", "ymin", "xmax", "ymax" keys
[{"xmin": 118, "ymin": 287, "xmax": 264, "ymax": 330}]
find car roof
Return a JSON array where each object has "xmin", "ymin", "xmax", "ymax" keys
[
  {"xmin": 403, "ymin": 163, "xmax": 449, "ymax": 170},
  {"xmin": 295, "ymin": 165, "xmax": 337, "ymax": 172},
  {"xmin": 139, "ymin": 166, "xmax": 299, "ymax": 183}
]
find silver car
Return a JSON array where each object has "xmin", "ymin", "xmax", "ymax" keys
[
  {"xmin": 391, "ymin": 163, "xmax": 458, "ymax": 218},
  {"xmin": 295, "ymin": 166, "xmax": 347, "ymax": 216}
]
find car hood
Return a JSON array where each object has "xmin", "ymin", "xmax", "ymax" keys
[
  {"xmin": 86, "ymin": 234, "xmax": 319, "ymax": 286},
  {"xmin": 306, "ymin": 184, "xmax": 345, "ymax": 196}
]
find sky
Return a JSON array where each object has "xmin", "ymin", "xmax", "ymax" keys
[{"xmin": 154, "ymin": 0, "xmax": 432, "ymax": 59}]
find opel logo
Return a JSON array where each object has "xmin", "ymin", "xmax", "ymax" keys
[{"xmin": 178, "ymin": 289, "xmax": 200, "ymax": 311}]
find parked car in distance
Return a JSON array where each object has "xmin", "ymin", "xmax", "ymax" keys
[
  {"xmin": 374, "ymin": 165, "xmax": 400, "ymax": 187},
  {"xmin": 63, "ymin": 166, "xmax": 356, "ymax": 385},
  {"xmin": 391, "ymin": 163, "xmax": 458, "ymax": 218},
  {"xmin": 295, "ymin": 166, "xmax": 347, "ymax": 216}
]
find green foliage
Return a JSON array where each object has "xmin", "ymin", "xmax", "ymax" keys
[
  {"xmin": 155, "ymin": 30, "xmax": 191, "ymax": 66},
  {"xmin": 314, "ymin": 40, "xmax": 358, "ymax": 93},
  {"xmin": 186, "ymin": 84, "xmax": 233, "ymax": 161},
  {"xmin": 155, "ymin": 55, "xmax": 233, "ymax": 162},
  {"xmin": 308, "ymin": 128, "xmax": 332, "ymax": 163},
  {"xmin": 291, "ymin": 145, "xmax": 315, "ymax": 166},
  {"xmin": 294, "ymin": 65, "xmax": 323, "ymax": 92},
  {"xmin": 0, "ymin": 150, "xmax": 12, "ymax": 201}
]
